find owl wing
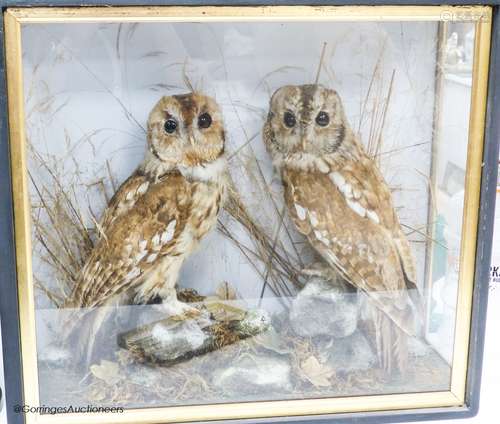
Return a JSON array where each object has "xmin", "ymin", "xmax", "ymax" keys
[
  {"xmin": 283, "ymin": 166, "xmax": 417, "ymax": 337},
  {"xmin": 325, "ymin": 154, "xmax": 417, "ymax": 284},
  {"xmin": 99, "ymin": 170, "xmax": 151, "ymax": 233},
  {"xmin": 67, "ymin": 172, "xmax": 191, "ymax": 308}
]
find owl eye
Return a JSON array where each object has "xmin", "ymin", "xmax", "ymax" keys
[
  {"xmin": 198, "ymin": 112, "xmax": 212, "ymax": 129},
  {"xmin": 316, "ymin": 111, "xmax": 330, "ymax": 127},
  {"xmin": 283, "ymin": 111, "xmax": 296, "ymax": 128},
  {"xmin": 164, "ymin": 119, "xmax": 178, "ymax": 134}
]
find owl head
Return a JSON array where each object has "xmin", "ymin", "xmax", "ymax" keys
[
  {"xmin": 147, "ymin": 92, "xmax": 225, "ymax": 168},
  {"xmin": 264, "ymin": 84, "xmax": 350, "ymax": 166}
]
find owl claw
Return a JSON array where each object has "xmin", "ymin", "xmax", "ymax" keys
[
  {"xmin": 172, "ymin": 307, "xmax": 202, "ymax": 322},
  {"xmin": 301, "ymin": 268, "xmax": 325, "ymax": 277},
  {"xmin": 301, "ymin": 263, "xmax": 339, "ymax": 282},
  {"xmin": 154, "ymin": 300, "xmax": 202, "ymax": 322}
]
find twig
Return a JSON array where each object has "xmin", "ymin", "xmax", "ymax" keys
[
  {"xmin": 315, "ymin": 42, "xmax": 328, "ymax": 84},
  {"xmin": 259, "ymin": 205, "xmax": 287, "ymax": 305}
]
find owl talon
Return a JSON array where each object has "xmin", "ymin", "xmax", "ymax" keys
[
  {"xmin": 302, "ymin": 265, "xmax": 335, "ymax": 279},
  {"xmin": 154, "ymin": 301, "xmax": 202, "ymax": 322},
  {"xmin": 173, "ymin": 307, "xmax": 202, "ymax": 321},
  {"xmin": 301, "ymin": 268, "xmax": 325, "ymax": 277}
]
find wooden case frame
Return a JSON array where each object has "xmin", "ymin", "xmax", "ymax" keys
[{"xmin": 0, "ymin": 3, "xmax": 498, "ymax": 424}]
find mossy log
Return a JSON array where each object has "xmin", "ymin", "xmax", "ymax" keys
[{"xmin": 117, "ymin": 302, "xmax": 270, "ymax": 367}]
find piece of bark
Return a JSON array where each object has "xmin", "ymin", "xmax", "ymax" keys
[{"xmin": 117, "ymin": 308, "xmax": 270, "ymax": 366}]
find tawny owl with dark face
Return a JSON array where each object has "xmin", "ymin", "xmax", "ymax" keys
[
  {"xmin": 263, "ymin": 84, "xmax": 420, "ymax": 373},
  {"xmin": 64, "ymin": 92, "xmax": 227, "ymax": 361}
]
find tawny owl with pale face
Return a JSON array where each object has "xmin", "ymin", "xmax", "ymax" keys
[
  {"xmin": 64, "ymin": 92, "xmax": 227, "ymax": 361},
  {"xmin": 263, "ymin": 84, "xmax": 421, "ymax": 373}
]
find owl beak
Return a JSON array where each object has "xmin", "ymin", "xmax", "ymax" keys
[
  {"xmin": 300, "ymin": 138, "xmax": 307, "ymax": 150},
  {"xmin": 188, "ymin": 135, "xmax": 196, "ymax": 147}
]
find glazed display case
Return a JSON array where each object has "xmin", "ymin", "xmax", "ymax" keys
[{"xmin": 0, "ymin": 3, "xmax": 498, "ymax": 424}]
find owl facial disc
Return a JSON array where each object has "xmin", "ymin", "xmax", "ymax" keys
[
  {"xmin": 264, "ymin": 84, "xmax": 348, "ymax": 164},
  {"xmin": 147, "ymin": 92, "xmax": 225, "ymax": 169}
]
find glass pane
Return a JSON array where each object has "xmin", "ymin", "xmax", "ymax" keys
[{"xmin": 21, "ymin": 17, "xmax": 476, "ymax": 409}]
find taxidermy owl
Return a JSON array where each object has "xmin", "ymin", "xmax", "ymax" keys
[
  {"xmin": 63, "ymin": 92, "xmax": 227, "ymax": 363},
  {"xmin": 263, "ymin": 84, "xmax": 422, "ymax": 374}
]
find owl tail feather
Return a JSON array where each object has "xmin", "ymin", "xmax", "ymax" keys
[
  {"xmin": 59, "ymin": 305, "xmax": 117, "ymax": 369},
  {"xmin": 404, "ymin": 281, "xmax": 426, "ymax": 338},
  {"xmin": 368, "ymin": 291, "xmax": 417, "ymax": 340},
  {"xmin": 374, "ymin": 308, "xmax": 409, "ymax": 375}
]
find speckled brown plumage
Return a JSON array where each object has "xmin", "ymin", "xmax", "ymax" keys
[
  {"xmin": 66, "ymin": 171, "xmax": 223, "ymax": 308},
  {"xmin": 263, "ymin": 84, "xmax": 421, "ymax": 374},
  {"xmin": 63, "ymin": 93, "xmax": 227, "ymax": 362}
]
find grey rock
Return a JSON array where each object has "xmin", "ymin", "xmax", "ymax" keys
[
  {"xmin": 289, "ymin": 277, "xmax": 359, "ymax": 338},
  {"xmin": 38, "ymin": 343, "xmax": 72, "ymax": 365},
  {"xmin": 213, "ymin": 355, "xmax": 292, "ymax": 394},
  {"xmin": 318, "ymin": 331, "xmax": 377, "ymax": 373}
]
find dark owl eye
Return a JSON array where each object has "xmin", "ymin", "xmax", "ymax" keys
[
  {"xmin": 198, "ymin": 112, "xmax": 212, "ymax": 129},
  {"xmin": 164, "ymin": 119, "xmax": 177, "ymax": 134},
  {"xmin": 316, "ymin": 111, "xmax": 330, "ymax": 127},
  {"xmin": 283, "ymin": 111, "xmax": 296, "ymax": 128}
]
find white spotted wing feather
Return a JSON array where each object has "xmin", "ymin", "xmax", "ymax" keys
[{"xmin": 283, "ymin": 161, "xmax": 417, "ymax": 338}]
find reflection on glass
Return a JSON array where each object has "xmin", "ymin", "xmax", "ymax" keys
[{"xmin": 426, "ymin": 21, "xmax": 474, "ymax": 362}]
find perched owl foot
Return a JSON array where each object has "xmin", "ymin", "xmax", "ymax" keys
[
  {"xmin": 301, "ymin": 267, "xmax": 325, "ymax": 278},
  {"xmin": 301, "ymin": 262, "xmax": 337, "ymax": 280}
]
